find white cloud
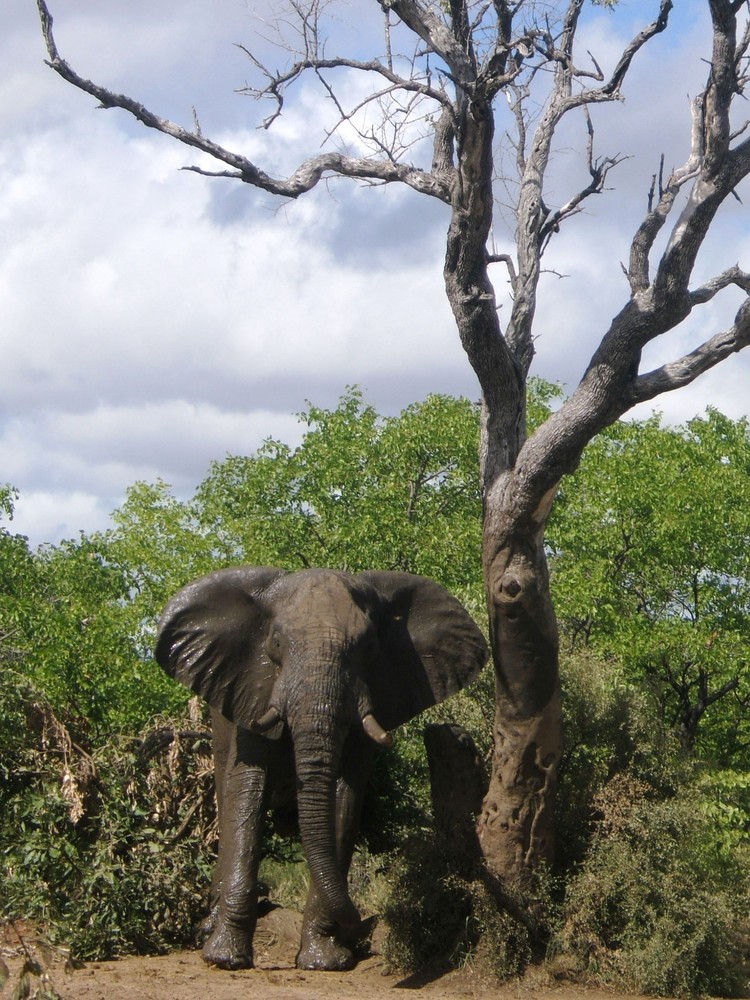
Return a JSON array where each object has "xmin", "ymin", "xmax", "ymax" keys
[
  {"xmin": 6, "ymin": 491, "xmax": 112, "ymax": 547},
  {"xmin": 0, "ymin": 403, "xmax": 305, "ymax": 544},
  {"xmin": 3, "ymin": 0, "xmax": 750, "ymax": 549}
]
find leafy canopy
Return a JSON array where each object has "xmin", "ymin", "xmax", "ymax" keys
[{"xmin": 548, "ymin": 408, "xmax": 750, "ymax": 761}]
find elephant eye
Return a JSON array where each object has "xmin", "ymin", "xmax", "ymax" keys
[{"xmin": 266, "ymin": 627, "xmax": 285, "ymax": 663}]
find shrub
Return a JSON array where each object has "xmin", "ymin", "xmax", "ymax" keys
[
  {"xmin": 381, "ymin": 836, "xmax": 535, "ymax": 979},
  {"xmin": 556, "ymin": 650, "xmax": 687, "ymax": 872},
  {"xmin": 1, "ymin": 678, "xmax": 217, "ymax": 960},
  {"xmin": 553, "ymin": 774, "xmax": 750, "ymax": 997}
]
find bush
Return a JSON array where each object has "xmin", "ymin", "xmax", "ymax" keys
[
  {"xmin": 553, "ymin": 774, "xmax": 750, "ymax": 997},
  {"xmin": 557, "ymin": 650, "xmax": 687, "ymax": 872},
  {"xmin": 1, "ymin": 678, "xmax": 217, "ymax": 960},
  {"xmin": 381, "ymin": 836, "xmax": 535, "ymax": 979}
]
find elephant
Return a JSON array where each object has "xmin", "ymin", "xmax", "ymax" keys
[{"xmin": 154, "ymin": 566, "xmax": 488, "ymax": 972}]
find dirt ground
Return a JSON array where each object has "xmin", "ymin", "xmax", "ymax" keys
[{"xmin": 1, "ymin": 910, "xmax": 643, "ymax": 1000}]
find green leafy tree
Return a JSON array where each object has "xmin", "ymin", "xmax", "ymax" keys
[
  {"xmin": 36, "ymin": 0, "xmax": 750, "ymax": 885},
  {"xmin": 0, "ymin": 485, "xmax": 179, "ymax": 736},
  {"xmin": 195, "ymin": 389, "xmax": 482, "ymax": 593},
  {"xmin": 1, "ymin": 393, "xmax": 487, "ymax": 738},
  {"xmin": 549, "ymin": 409, "xmax": 750, "ymax": 761}
]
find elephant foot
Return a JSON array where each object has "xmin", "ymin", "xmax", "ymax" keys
[
  {"xmin": 202, "ymin": 922, "xmax": 254, "ymax": 970},
  {"xmin": 296, "ymin": 933, "xmax": 355, "ymax": 971},
  {"xmin": 198, "ymin": 903, "xmax": 218, "ymax": 943}
]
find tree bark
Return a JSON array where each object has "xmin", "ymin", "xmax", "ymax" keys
[
  {"xmin": 440, "ymin": 82, "xmax": 564, "ymax": 883},
  {"xmin": 478, "ymin": 519, "xmax": 561, "ymax": 880}
]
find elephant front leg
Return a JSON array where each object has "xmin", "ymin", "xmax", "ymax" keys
[
  {"xmin": 296, "ymin": 735, "xmax": 376, "ymax": 971},
  {"xmin": 203, "ymin": 730, "xmax": 268, "ymax": 970}
]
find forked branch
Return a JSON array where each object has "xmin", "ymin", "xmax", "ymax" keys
[
  {"xmin": 238, "ymin": 51, "xmax": 453, "ymax": 131},
  {"xmin": 506, "ymin": 0, "xmax": 750, "ymax": 521},
  {"xmin": 35, "ymin": 0, "xmax": 450, "ymax": 202},
  {"xmin": 628, "ymin": 300, "xmax": 750, "ymax": 403}
]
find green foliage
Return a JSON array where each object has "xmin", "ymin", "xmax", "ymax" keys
[
  {"xmin": 193, "ymin": 387, "xmax": 483, "ymax": 593},
  {"xmin": 554, "ymin": 776, "xmax": 750, "ymax": 997},
  {"xmin": 556, "ymin": 649, "xmax": 693, "ymax": 870},
  {"xmin": 552, "ymin": 651, "xmax": 750, "ymax": 997},
  {"xmin": 0, "ymin": 502, "xmax": 175, "ymax": 738},
  {"xmin": 381, "ymin": 838, "xmax": 532, "ymax": 979},
  {"xmin": 697, "ymin": 768, "xmax": 750, "ymax": 855},
  {"xmin": 549, "ymin": 409, "xmax": 750, "ymax": 762},
  {"xmin": 1, "ymin": 676, "xmax": 215, "ymax": 961}
]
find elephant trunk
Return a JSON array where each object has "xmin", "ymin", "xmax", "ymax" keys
[{"xmin": 292, "ymin": 730, "xmax": 359, "ymax": 930}]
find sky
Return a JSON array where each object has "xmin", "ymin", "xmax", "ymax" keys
[{"xmin": 3, "ymin": 0, "xmax": 750, "ymax": 547}]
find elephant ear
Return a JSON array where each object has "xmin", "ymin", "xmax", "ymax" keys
[
  {"xmin": 356, "ymin": 571, "xmax": 488, "ymax": 731},
  {"xmin": 154, "ymin": 567, "xmax": 287, "ymax": 731}
]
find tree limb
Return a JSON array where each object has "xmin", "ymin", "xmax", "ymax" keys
[
  {"xmin": 627, "ymin": 96, "xmax": 704, "ymax": 293},
  {"xmin": 599, "ymin": 0, "xmax": 673, "ymax": 97},
  {"xmin": 627, "ymin": 300, "xmax": 750, "ymax": 404},
  {"xmin": 377, "ymin": 0, "xmax": 475, "ymax": 83},
  {"xmin": 689, "ymin": 264, "xmax": 750, "ymax": 304},
  {"xmin": 35, "ymin": 0, "xmax": 450, "ymax": 202},
  {"xmin": 237, "ymin": 51, "xmax": 454, "ymax": 129},
  {"xmin": 539, "ymin": 108, "xmax": 626, "ymax": 249}
]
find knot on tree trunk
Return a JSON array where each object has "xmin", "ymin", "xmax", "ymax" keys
[{"xmin": 488, "ymin": 541, "xmax": 559, "ymax": 717}]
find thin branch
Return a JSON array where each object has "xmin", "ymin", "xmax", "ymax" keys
[
  {"xmin": 487, "ymin": 252, "xmax": 518, "ymax": 291},
  {"xmin": 384, "ymin": 9, "xmax": 393, "ymax": 72},
  {"xmin": 35, "ymin": 0, "xmax": 450, "ymax": 203},
  {"xmin": 539, "ymin": 108, "xmax": 627, "ymax": 249},
  {"xmin": 599, "ymin": 0, "xmax": 673, "ymax": 98},
  {"xmin": 627, "ymin": 96, "xmax": 704, "ymax": 293},
  {"xmin": 689, "ymin": 264, "xmax": 750, "ymax": 304},
  {"xmin": 705, "ymin": 675, "xmax": 740, "ymax": 708},
  {"xmin": 237, "ymin": 51, "xmax": 454, "ymax": 127}
]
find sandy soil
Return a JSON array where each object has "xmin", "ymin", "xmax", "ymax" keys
[{"xmin": 1, "ymin": 910, "xmax": 640, "ymax": 1000}]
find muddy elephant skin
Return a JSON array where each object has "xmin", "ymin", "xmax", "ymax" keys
[{"xmin": 155, "ymin": 566, "xmax": 487, "ymax": 971}]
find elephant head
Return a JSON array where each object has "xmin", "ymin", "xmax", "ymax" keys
[{"xmin": 154, "ymin": 567, "xmax": 487, "ymax": 929}]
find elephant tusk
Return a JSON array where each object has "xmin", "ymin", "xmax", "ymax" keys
[
  {"xmin": 362, "ymin": 713, "xmax": 394, "ymax": 748},
  {"xmin": 249, "ymin": 706, "xmax": 282, "ymax": 733}
]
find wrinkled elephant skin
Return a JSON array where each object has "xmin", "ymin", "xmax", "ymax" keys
[{"xmin": 155, "ymin": 567, "xmax": 487, "ymax": 971}]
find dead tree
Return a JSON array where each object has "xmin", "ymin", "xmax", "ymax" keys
[{"xmin": 34, "ymin": 0, "xmax": 750, "ymax": 890}]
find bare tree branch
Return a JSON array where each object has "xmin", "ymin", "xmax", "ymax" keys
[
  {"xmin": 539, "ymin": 108, "xmax": 626, "ymax": 250},
  {"xmin": 237, "ymin": 52, "xmax": 454, "ymax": 130},
  {"xmin": 377, "ymin": 0, "xmax": 475, "ymax": 82},
  {"xmin": 35, "ymin": 0, "xmax": 450, "ymax": 202},
  {"xmin": 689, "ymin": 264, "xmax": 750, "ymax": 304},
  {"xmin": 628, "ymin": 299, "xmax": 750, "ymax": 403},
  {"xmin": 627, "ymin": 96, "xmax": 704, "ymax": 293},
  {"xmin": 598, "ymin": 0, "xmax": 673, "ymax": 97},
  {"xmin": 487, "ymin": 252, "xmax": 518, "ymax": 292},
  {"xmin": 500, "ymin": 3, "xmax": 675, "ymax": 379}
]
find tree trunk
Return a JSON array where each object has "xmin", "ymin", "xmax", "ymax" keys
[
  {"xmin": 424, "ymin": 722, "xmax": 486, "ymax": 858},
  {"xmin": 442, "ymin": 91, "xmax": 563, "ymax": 887},
  {"xmin": 477, "ymin": 513, "xmax": 561, "ymax": 883}
]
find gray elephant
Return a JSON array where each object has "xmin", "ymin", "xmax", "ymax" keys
[{"xmin": 155, "ymin": 566, "xmax": 487, "ymax": 971}]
